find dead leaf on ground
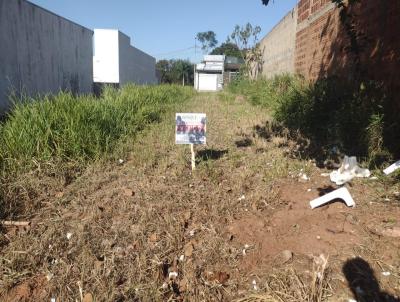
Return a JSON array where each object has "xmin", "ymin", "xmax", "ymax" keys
[
  {"xmin": 382, "ymin": 227, "xmax": 400, "ymax": 238},
  {"xmin": 55, "ymin": 191, "xmax": 64, "ymax": 198},
  {"xmin": 184, "ymin": 211, "xmax": 191, "ymax": 221},
  {"xmin": 179, "ymin": 278, "xmax": 188, "ymax": 292},
  {"xmin": 148, "ymin": 233, "xmax": 158, "ymax": 242},
  {"xmin": 206, "ymin": 271, "xmax": 230, "ymax": 285},
  {"xmin": 184, "ymin": 242, "xmax": 194, "ymax": 257},
  {"xmin": 83, "ymin": 293, "xmax": 93, "ymax": 302},
  {"xmin": 123, "ymin": 188, "xmax": 135, "ymax": 197}
]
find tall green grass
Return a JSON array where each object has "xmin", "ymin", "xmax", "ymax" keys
[
  {"xmin": 229, "ymin": 75, "xmax": 398, "ymax": 164},
  {"xmin": 0, "ymin": 84, "xmax": 194, "ymax": 177}
]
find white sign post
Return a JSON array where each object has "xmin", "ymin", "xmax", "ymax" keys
[{"xmin": 175, "ymin": 113, "xmax": 207, "ymax": 171}]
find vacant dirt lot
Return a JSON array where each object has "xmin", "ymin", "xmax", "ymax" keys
[{"xmin": 1, "ymin": 94, "xmax": 400, "ymax": 301}]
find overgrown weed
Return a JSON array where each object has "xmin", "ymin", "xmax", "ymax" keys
[
  {"xmin": 0, "ymin": 84, "xmax": 194, "ymax": 217},
  {"xmin": 229, "ymin": 75, "xmax": 399, "ymax": 168}
]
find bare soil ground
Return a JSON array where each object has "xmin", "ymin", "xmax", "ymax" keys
[{"xmin": 1, "ymin": 94, "xmax": 400, "ymax": 301}]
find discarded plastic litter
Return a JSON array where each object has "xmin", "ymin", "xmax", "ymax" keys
[
  {"xmin": 169, "ymin": 271, "xmax": 178, "ymax": 279},
  {"xmin": 330, "ymin": 156, "xmax": 370, "ymax": 185},
  {"xmin": 238, "ymin": 195, "xmax": 245, "ymax": 201},
  {"xmin": 383, "ymin": 160, "xmax": 400, "ymax": 175},
  {"xmin": 298, "ymin": 173, "xmax": 310, "ymax": 181},
  {"xmin": 252, "ymin": 279, "xmax": 258, "ymax": 290},
  {"xmin": 310, "ymin": 187, "xmax": 355, "ymax": 209}
]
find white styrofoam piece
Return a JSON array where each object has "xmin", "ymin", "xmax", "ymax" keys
[
  {"xmin": 383, "ymin": 160, "xmax": 400, "ymax": 175},
  {"xmin": 330, "ymin": 156, "xmax": 370, "ymax": 185},
  {"xmin": 310, "ymin": 187, "xmax": 355, "ymax": 209}
]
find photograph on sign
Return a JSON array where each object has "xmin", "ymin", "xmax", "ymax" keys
[{"xmin": 175, "ymin": 113, "xmax": 206, "ymax": 145}]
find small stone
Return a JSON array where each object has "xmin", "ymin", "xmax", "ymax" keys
[
  {"xmin": 123, "ymin": 188, "xmax": 135, "ymax": 197},
  {"xmin": 382, "ymin": 271, "xmax": 391, "ymax": 276},
  {"xmin": 66, "ymin": 233, "xmax": 72, "ymax": 240},
  {"xmin": 276, "ymin": 250, "xmax": 293, "ymax": 264}
]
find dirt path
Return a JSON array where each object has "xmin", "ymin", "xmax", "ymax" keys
[{"xmin": 1, "ymin": 93, "xmax": 400, "ymax": 301}]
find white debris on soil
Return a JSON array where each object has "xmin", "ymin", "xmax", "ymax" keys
[
  {"xmin": 307, "ymin": 188, "xmax": 312, "ymax": 192},
  {"xmin": 321, "ymin": 173, "xmax": 330, "ymax": 177},
  {"xmin": 162, "ymin": 282, "xmax": 168, "ymax": 289},
  {"xmin": 310, "ymin": 187, "xmax": 355, "ymax": 209},
  {"xmin": 238, "ymin": 195, "xmax": 246, "ymax": 201},
  {"xmin": 168, "ymin": 271, "xmax": 178, "ymax": 279},
  {"xmin": 179, "ymin": 255, "xmax": 185, "ymax": 262},
  {"xmin": 252, "ymin": 279, "xmax": 258, "ymax": 291},
  {"xmin": 46, "ymin": 273, "xmax": 54, "ymax": 281},
  {"xmin": 298, "ymin": 173, "xmax": 310, "ymax": 181},
  {"xmin": 243, "ymin": 244, "xmax": 250, "ymax": 256},
  {"xmin": 383, "ymin": 160, "xmax": 400, "ymax": 175},
  {"xmin": 118, "ymin": 159, "xmax": 124, "ymax": 164},
  {"xmin": 330, "ymin": 156, "xmax": 370, "ymax": 185},
  {"xmin": 66, "ymin": 233, "xmax": 73, "ymax": 240},
  {"xmin": 382, "ymin": 271, "xmax": 391, "ymax": 276}
]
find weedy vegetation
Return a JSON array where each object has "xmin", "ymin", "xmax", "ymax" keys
[
  {"xmin": 229, "ymin": 75, "xmax": 399, "ymax": 167},
  {"xmin": 0, "ymin": 84, "xmax": 194, "ymax": 217}
]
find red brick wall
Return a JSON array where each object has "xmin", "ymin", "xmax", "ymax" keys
[{"xmin": 294, "ymin": 0, "xmax": 400, "ymax": 98}]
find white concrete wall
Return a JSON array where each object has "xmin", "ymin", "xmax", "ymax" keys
[
  {"xmin": 118, "ymin": 32, "xmax": 157, "ymax": 85},
  {"xmin": 93, "ymin": 29, "xmax": 120, "ymax": 83},
  {"xmin": 0, "ymin": 0, "xmax": 93, "ymax": 111},
  {"xmin": 93, "ymin": 29, "xmax": 157, "ymax": 85},
  {"xmin": 259, "ymin": 6, "xmax": 298, "ymax": 78}
]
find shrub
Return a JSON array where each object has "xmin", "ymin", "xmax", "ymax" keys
[{"xmin": 230, "ymin": 75, "xmax": 398, "ymax": 162}]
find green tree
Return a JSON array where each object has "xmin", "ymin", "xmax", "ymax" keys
[
  {"xmin": 156, "ymin": 59, "xmax": 194, "ymax": 85},
  {"xmin": 210, "ymin": 42, "xmax": 242, "ymax": 58},
  {"xmin": 229, "ymin": 23, "xmax": 263, "ymax": 78},
  {"xmin": 196, "ymin": 31, "xmax": 218, "ymax": 53},
  {"xmin": 156, "ymin": 59, "xmax": 171, "ymax": 83}
]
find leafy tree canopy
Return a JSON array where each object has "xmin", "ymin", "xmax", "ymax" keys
[
  {"xmin": 209, "ymin": 42, "xmax": 242, "ymax": 58},
  {"xmin": 196, "ymin": 31, "xmax": 218, "ymax": 53}
]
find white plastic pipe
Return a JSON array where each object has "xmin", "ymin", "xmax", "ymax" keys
[
  {"xmin": 310, "ymin": 187, "xmax": 355, "ymax": 209},
  {"xmin": 383, "ymin": 160, "xmax": 400, "ymax": 175}
]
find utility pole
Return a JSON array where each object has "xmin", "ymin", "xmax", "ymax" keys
[{"xmin": 194, "ymin": 37, "xmax": 197, "ymax": 89}]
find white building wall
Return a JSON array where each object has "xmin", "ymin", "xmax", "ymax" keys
[
  {"xmin": 0, "ymin": 0, "xmax": 93, "ymax": 111},
  {"xmin": 93, "ymin": 29, "xmax": 157, "ymax": 85},
  {"xmin": 93, "ymin": 29, "xmax": 120, "ymax": 83}
]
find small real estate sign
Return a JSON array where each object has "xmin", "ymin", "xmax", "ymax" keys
[{"xmin": 175, "ymin": 113, "xmax": 206, "ymax": 145}]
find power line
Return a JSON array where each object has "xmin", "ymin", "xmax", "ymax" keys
[{"xmin": 154, "ymin": 46, "xmax": 202, "ymax": 57}]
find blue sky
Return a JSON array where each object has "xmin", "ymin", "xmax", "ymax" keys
[{"xmin": 29, "ymin": 0, "xmax": 297, "ymax": 62}]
